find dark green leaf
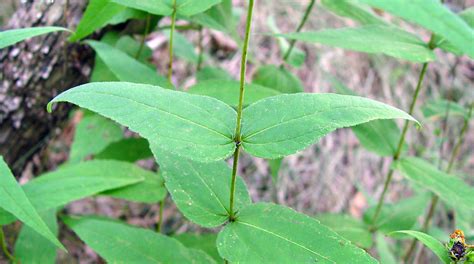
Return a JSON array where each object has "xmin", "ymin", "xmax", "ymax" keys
[
  {"xmin": 155, "ymin": 150, "xmax": 251, "ymax": 227},
  {"xmin": 101, "ymin": 172, "xmax": 166, "ymax": 203},
  {"xmin": 196, "ymin": 67, "xmax": 234, "ymax": 82},
  {"xmin": 14, "ymin": 209, "xmax": 58, "ymax": 264},
  {"xmin": 241, "ymin": 93, "xmax": 417, "ymax": 159},
  {"xmin": 95, "ymin": 138, "xmax": 153, "ymax": 162},
  {"xmin": 316, "ymin": 214, "xmax": 373, "ymax": 248},
  {"xmin": 48, "ymin": 82, "xmax": 237, "ymax": 162},
  {"xmin": 217, "ymin": 203, "xmax": 377, "ymax": 263},
  {"xmin": 359, "ymin": 0, "xmax": 474, "ymax": 58},
  {"xmin": 188, "ymin": 80, "xmax": 280, "ymax": 107},
  {"xmin": 107, "ymin": 7, "xmax": 148, "ymax": 25},
  {"xmin": 252, "ymin": 65, "xmax": 304, "ymax": 94},
  {"xmin": 63, "ymin": 216, "xmax": 216, "ymax": 263},
  {"xmin": 421, "ymin": 99, "xmax": 468, "ymax": 120},
  {"xmin": 0, "ymin": 27, "xmax": 69, "ymax": 49},
  {"xmin": 389, "ymin": 231, "xmax": 450, "ymax": 264},
  {"xmin": 321, "ymin": 0, "xmax": 387, "ymax": 25},
  {"xmin": 174, "ymin": 233, "xmax": 222, "ymax": 262},
  {"xmin": 0, "ymin": 157, "xmax": 64, "ymax": 250},
  {"xmin": 277, "ymin": 25, "xmax": 436, "ymax": 62},
  {"xmin": 394, "ymin": 157, "xmax": 474, "ymax": 211},
  {"xmin": 112, "ymin": 0, "xmax": 221, "ymax": 17}
]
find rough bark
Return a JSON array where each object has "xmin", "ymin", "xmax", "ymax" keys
[{"xmin": 0, "ymin": 0, "xmax": 92, "ymax": 175}]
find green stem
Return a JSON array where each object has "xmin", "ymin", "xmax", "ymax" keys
[
  {"xmin": 404, "ymin": 103, "xmax": 473, "ymax": 262},
  {"xmin": 167, "ymin": 0, "xmax": 177, "ymax": 84},
  {"xmin": 156, "ymin": 198, "xmax": 165, "ymax": 233},
  {"xmin": 196, "ymin": 26, "xmax": 204, "ymax": 71},
  {"xmin": 281, "ymin": 0, "xmax": 315, "ymax": 63},
  {"xmin": 136, "ymin": 14, "xmax": 151, "ymax": 59},
  {"xmin": 157, "ymin": 24, "xmax": 201, "ymax": 31},
  {"xmin": 0, "ymin": 227, "xmax": 14, "ymax": 263},
  {"xmin": 370, "ymin": 62, "xmax": 429, "ymax": 228},
  {"xmin": 229, "ymin": 0, "xmax": 254, "ymax": 221}
]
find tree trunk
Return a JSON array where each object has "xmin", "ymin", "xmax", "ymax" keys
[{"xmin": 0, "ymin": 0, "xmax": 92, "ymax": 175}]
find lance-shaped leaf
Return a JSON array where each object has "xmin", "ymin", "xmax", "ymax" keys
[
  {"xmin": 0, "ymin": 27, "xmax": 69, "ymax": 49},
  {"xmin": 359, "ymin": 0, "xmax": 474, "ymax": 58},
  {"xmin": 0, "ymin": 157, "xmax": 64, "ymax": 250},
  {"xmin": 316, "ymin": 214, "xmax": 373, "ymax": 248},
  {"xmin": 63, "ymin": 216, "xmax": 216, "ymax": 263},
  {"xmin": 277, "ymin": 25, "xmax": 435, "ymax": 62},
  {"xmin": 321, "ymin": 0, "xmax": 387, "ymax": 25},
  {"xmin": 252, "ymin": 65, "xmax": 304, "ymax": 94},
  {"xmin": 389, "ymin": 231, "xmax": 450, "ymax": 264},
  {"xmin": 87, "ymin": 40, "xmax": 172, "ymax": 89},
  {"xmin": 14, "ymin": 209, "xmax": 58, "ymax": 264},
  {"xmin": 154, "ymin": 149, "xmax": 251, "ymax": 227},
  {"xmin": 101, "ymin": 172, "xmax": 166, "ymax": 203},
  {"xmin": 112, "ymin": 0, "xmax": 221, "ymax": 17},
  {"xmin": 48, "ymin": 82, "xmax": 237, "ymax": 162},
  {"xmin": 217, "ymin": 203, "xmax": 377, "ymax": 263},
  {"xmin": 174, "ymin": 233, "xmax": 222, "ymax": 262},
  {"xmin": 267, "ymin": 16, "xmax": 306, "ymax": 68},
  {"xmin": 95, "ymin": 137, "xmax": 153, "ymax": 162},
  {"xmin": 394, "ymin": 157, "xmax": 474, "ymax": 211},
  {"xmin": 433, "ymin": 7, "xmax": 474, "ymax": 57},
  {"xmin": 188, "ymin": 80, "xmax": 280, "ymax": 107},
  {"xmin": 196, "ymin": 67, "xmax": 234, "ymax": 82},
  {"xmin": 241, "ymin": 93, "xmax": 417, "ymax": 159},
  {"xmin": 189, "ymin": 0, "xmax": 236, "ymax": 35},
  {"xmin": 163, "ymin": 30, "xmax": 199, "ymax": 63},
  {"xmin": 421, "ymin": 99, "xmax": 468, "ymax": 120}
]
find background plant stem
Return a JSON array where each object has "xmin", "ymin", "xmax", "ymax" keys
[
  {"xmin": 0, "ymin": 227, "xmax": 14, "ymax": 262},
  {"xmin": 281, "ymin": 0, "xmax": 315, "ymax": 63},
  {"xmin": 229, "ymin": 0, "xmax": 254, "ymax": 221},
  {"xmin": 167, "ymin": 0, "xmax": 177, "ymax": 84},
  {"xmin": 156, "ymin": 198, "xmax": 165, "ymax": 233},
  {"xmin": 135, "ymin": 14, "xmax": 151, "ymax": 59},
  {"xmin": 196, "ymin": 26, "xmax": 204, "ymax": 71},
  {"xmin": 404, "ymin": 103, "xmax": 473, "ymax": 262}
]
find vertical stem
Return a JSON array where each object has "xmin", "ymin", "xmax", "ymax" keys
[
  {"xmin": 405, "ymin": 103, "xmax": 473, "ymax": 262},
  {"xmin": 229, "ymin": 0, "xmax": 254, "ymax": 221},
  {"xmin": 168, "ymin": 0, "xmax": 177, "ymax": 83},
  {"xmin": 136, "ymin": 14, "xmax": 151, "ymax": 59},
  {"xmin": 61, "ymin": 0, "xmax": 70, "ymax": 89},
  {"xmin": 196, "ymin": 26, "xmax": 204, "ymax": 71},
  {"xmin": 156, "ymin": 198, "xmax": 165, "ymax": 233},
  {"xmin": 0, "ymin": 227, "xmax": 14, "ymax": 262},
  {"xmin": 370, "ymin": 62, "xmax": 429, "ymax": 227},
  {"xmin": 281, "ymin": 0, "xmax": 315, "ymax": 63}
]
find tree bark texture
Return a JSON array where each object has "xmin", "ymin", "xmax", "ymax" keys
[{"xmin": 0, "ymin": 0, "xmax": 92, "ymax": 175}]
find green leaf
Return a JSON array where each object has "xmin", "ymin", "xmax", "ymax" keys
[
  {"xmin": 87, "ymin": 40, "xmax": 172, "ymax": 88},
  {"xmin": 189, "ymin": 0, "xmax": 236, "ymax": 34},
  {"xmin": 252, "ymin": 65, "xmax": 304, "ymax": 94},
  {"xmin": 267, "ymin": 16, "xmax": 306, "ymax": 68},
  {"xmin": 434, "ymin": 7, "xmax": 474, "ymax": 56},
  {"xmin": 0, "ymin": 27, "xmax": 69, "ymax": 49},
  {"xmin": 69, "ymin": 0, "xmax": 126, "ymax": 41},
  {"xmin": 107, "ymin": 7, "xmax": 148, "ymax": 25},
  {"xmin": 421, "ymin": 99, "xmax": 468, "ymax": 120},
  {"xmin": 316, "ymin": 213, "xmax": 373, "ymax": 248},
  {"xmin": 48, "ymin": 82, "xmax": 237, "ymax": 162},
  {"xmin": 364, "ymin": 194, "xmax": 429, "ymax": 234},
  {"xmin": 394, "ymin": 157, "xmax": 474, "ymax": 211},
  {"xmin": 359, "ymin": 0, "xmax": 474, "ymax": 58},
  {"xmin": 268, "ymin": 158, "xmax": 282, "ymax": 184},
  {"xmin": 277, "ymin": 25, "xmax": 436, "ymax": 62},
  {"xmin": 196, "ymin": 67, "xmax": 234, "ymax": 82},
  {"xmin": 69, "ymin": 114, "xmax": 123, "ymax": 163},
  {"xmin": 217, "ymin": 203, "xmax": 377, "ymax": 263},
  {"xmin": 112, "ymin": 0, "xmax": 221, "ymax": 17},
  {"xmin": 321, "ymin": 0, "xmax": 387, "ymax": 25},
  {"xmin": 174, "ymin": 233, "xmax": 222, "ymax": 262},
  {"xmin": 14, "ymin": 209, "xmax": 58, "ymax": 264},
  {"xmin": 375, "ymin": 233, "xmax": 397, "ymax": 264},
  {"xmin": 241, "ymin": 93, "xmax": 417, "ymax": 159},
  {"xmin": 389, "ymin": 231, "xmax": 450, "ymax": 264},
  {"xmin": 101, "ymin": 172, "xmax": 166, "ymax": 203},
  {"xmin": 155, "ymin": 150, "xmax": 251, "ymax": 227},
  {"xmin": 163, "ymin": 29, "xmax": 199, "ymax": 63},
  {"xmin": 0, "ymin": 157, "xmax": 64, "ymax": 250},
  {"xmin": 95, "ymin": 137, "xmax": 153, "ymax": 162},
  {"xmin": 115, "ymin": 35, "xmax": 154, "ymax": 64},
  {"xmin": 188, "ymin": 80, "xmax": 281, "ymax": 107},
  {"xmin": 63, "ymin": 216, "xmax": 216, "ymax": 263}
]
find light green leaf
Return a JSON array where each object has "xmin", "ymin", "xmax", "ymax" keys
[
  {"xmin": 241, "ymin": 93, "xmax": 417, "ymax": 159},
  {"xmin": 115, "ymin": 35, "xmax": 154, "ymax": 64},
  {"xmin": 0, "ymin": 157, "xmax": 64, "ymax": 250},
  {"xmin": 0, "ymin": 27, "xmax": 69, "ymax": 49},
  {"xmin": 267, "ymin": 16, "xmax": 305, "ymax": 68},
  {"xmin": 188, "ymin": 80, "xmax": 281, "ymax": 107},
  {"xmin": 277, "ymin": 25, "xmax": 436, "ymax": 62},
  {"xmin": 101, "ymin": 172, "xmax": 166, "ymax": 203},
  {"xmin": 87, "ymin": 40, "xmax": 172, "ymax": 88},
  {"xmin": 69, "ymin": 0, "xmax": 126, "ymax": 41},
  {"xmin": 112, "ymin": 0, "xmax": 221, "ymax": 17},
  {"xmin": 394, "ymin": 157, "xmax": 474, "ymax": 211},
  {"xmin": 389, "ymin": 231, "xmax": 450, "ymax": 264},
  {"xmin": 217, "ymin": 203, "xmax": 377, "ymax": 263},
  {"xmin": 48, "ymin": 82, "xmax": 237, "ymax": 162},
  {"xmin": 252, "ymin": 65, "xmax": 304, "ymax": 94},
  {"xmin": 163, "ymin": 29, "xmax": 198, "ymax": 63},
  {"xmin": 14, "ymin": 209, "xmax": 58, "ymax": 264},
  {"xmin": 316, "ymin": 213, "xmax": 373, "ymax": 248},
  {"xmin": 364, "ymin": 194, "xmax": 429, "ymax": 234},
  {"xmin": 174, "ymin": 233, "xmax": 222, "ymax": 262},
  {"xmin": 107, "ymin": 7, "xmax": 148, "ymax": 25},
  {"xmin": 95, "ymin": 137, "xmax": 153, "ymax": 162},
  {"xmin": 154, "ymin": 149, "xmax": 251, "ymax": 227},
  {"xmin": 268, "ymin": 158, "xmax": 282, "ymax": 184},
  {"xmin": 321, "ymin": 0, "xmax": 387, "ymax": 25},
  {"xmin": 434, "ymin": 7, "xmax": 474, "ymax": 56},
  {"xmin": 63, "ymin": 216, "xmax": 216, "ymax": 263},
  {"xmin": 421, "ymin": 99, "xmax": 468, "ymax": 120},
  {"xmin": 189, "ymin": 0, "xmax": 235, "ymax": 34},
  {"xmin": 196, "ymin": 67, "xmax": 234, "ymax": 82},
  {"xmin": 359, "ymin": 0, "xmax": 474, "ymax": 58},
  {"xmin": 69, "ymin": 114, "xmax": 123, "ymax": 163},
  {"xmin": 376, "ymin": 233, "xmax": 397, "ymax": 264}
]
